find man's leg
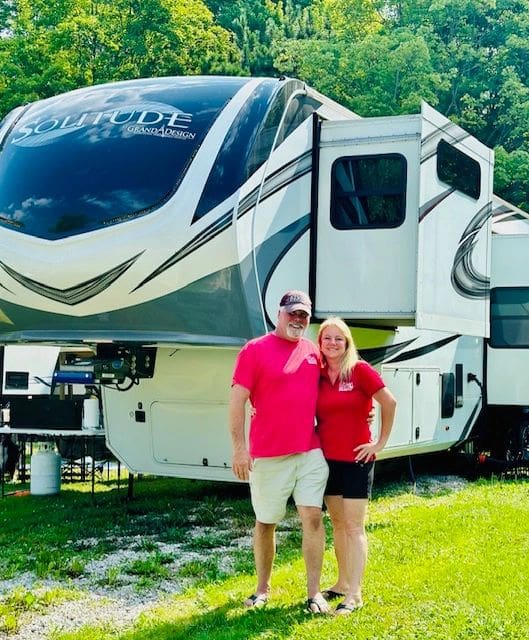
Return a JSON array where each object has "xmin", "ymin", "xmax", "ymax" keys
[
  {"xmin": 245, "ymin": 520, "xmax": 276, "ymax": 605},
  {"xmin": 292, "ymin": 449, "xmax": 330, "ymax": 612},
  {"xmin": 246, "ymin": 455, "xmax": 294, "ymax": 606},
  {"xmin": 297, "ymin": 505, "xmax": 326, "ymax": 600}
]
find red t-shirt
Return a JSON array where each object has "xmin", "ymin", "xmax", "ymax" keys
[
  {"xmin": 232, "ymin": 332, "xmax": 321, "ymax": 458},
  {"xmin": 316, "ymin": 360, "xmax": 384, "ymax": 462}
]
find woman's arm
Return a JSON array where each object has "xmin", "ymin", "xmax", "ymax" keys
[{"xmin": 354, "ymin": 386, "xmax": 396, "ymax": 462}]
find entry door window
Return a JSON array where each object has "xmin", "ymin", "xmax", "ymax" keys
[{"xmin": 330, "ymin": 154, "xmax": 407, "ymax": 229}]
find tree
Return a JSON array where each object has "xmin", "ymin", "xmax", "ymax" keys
[
  {"xmin": 207, "ymin": 0, "xmax": 318, "ymax": 75},
  {"xmin": 273, "ymin": 3, "xmax": 443, "ymax": 116},
  {"xmin": 0, "ymin": 0, "xmax": 242, "ymax": 118},
  {"xmin": 383, "ymin": 0, "xmax": 529, "ymax": 208},
  {"xmin": 494, "ymin": 146, "xmax": 529, "ymax": 212},
  {"xmin": 387, "ymin": 0, "xmax": 529, "ymax": 148}
]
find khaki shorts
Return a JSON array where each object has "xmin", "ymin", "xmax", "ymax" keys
[{"xmin": 249, "ymin": 448, "xmax": 329, "ymax": 524}]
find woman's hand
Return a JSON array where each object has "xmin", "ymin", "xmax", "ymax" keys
[{"xmin": 353, "ymin": 441, "xmax": 381, "ymax": 462}]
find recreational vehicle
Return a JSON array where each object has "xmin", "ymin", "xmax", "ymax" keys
[{"xmin": 0, "ymin": 76, "xmax": 527, "ymax": 480}]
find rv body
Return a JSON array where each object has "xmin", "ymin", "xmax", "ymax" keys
[{"xmin": 0, "ymin": 76, "xmax": 527, "ymax": 479}]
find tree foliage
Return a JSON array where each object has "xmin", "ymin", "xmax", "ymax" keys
[
  {"xmin": 2, "ymin": 0, "xmax": 529, "ymax": 208},
  {"xmin": 0, "ymin": 0, "xmax": 241, "ymax": 114}
]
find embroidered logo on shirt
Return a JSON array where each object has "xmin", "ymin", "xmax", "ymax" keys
[
  {"xmin": 306, "ymin": 355, "xmax": 318, "ymax": 365},
  {"xmin": 338, "ymin": 381, "xmax": 354, "ymax": 391}
]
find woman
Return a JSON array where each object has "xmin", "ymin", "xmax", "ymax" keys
[{"xmin": 316, "ymin": 317, "xmax": 396, "ymax": 615}]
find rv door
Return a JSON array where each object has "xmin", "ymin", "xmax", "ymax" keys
[{"xmin": 313, "ymin": 103, "xmax": 493, "ymax": 336}]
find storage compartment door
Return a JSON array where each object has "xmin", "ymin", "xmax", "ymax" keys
[
  {"xmin": 380, "ymin": 367, "xmax": 413, "ymax": 449},
  {"xmin": 151, "ymin": 401, "xmax": 232, "ymax": 469},
  {"xmin": 380, "ymin": 366, "xmax": 440, "ymax": 451},
  {"xmin": 411, "ymin": 369, "xmax": 440, "ymax": 444},
  {"xmin": 315, "ymin": 114, "xmax": 421, "ymax": 325}
]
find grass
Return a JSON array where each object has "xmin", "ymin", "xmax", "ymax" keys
[{"xmin": 1, "ymin": 465, "xmax": 529, "ymax": 639}]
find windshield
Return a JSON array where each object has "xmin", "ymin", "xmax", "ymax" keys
[{"xmin": 0, "ymin": 76, "xmax": 250, "ymax": 240}]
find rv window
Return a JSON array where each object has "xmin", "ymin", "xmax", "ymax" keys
[
  {"xmin": 246, "ymin": 81, "xmax": 306, "ymax": 178},
  {"xmin": 275, "ymin": 94, "xmax": 321, "ymax": 149},
  {"xmin": 441, "ymin": 373, "xmax": 455, "ymax": 418},
  {"xmin": 192, "ymin": 80, "xmax": 314, "ymax": 222},
  {"xmin": 330, "ymin": 154, "xmax": 407, "ymax": 229},
  {"xmin": 490, "ymin": 287, "xmax": 529, "ymax": 348},
  {"xmin": 437, "ymin": 139, "xmax": 481, "ymax": 200},
  {"xmin": 192, "ymin": 80, "xmax": 279, "ymax": 221}
]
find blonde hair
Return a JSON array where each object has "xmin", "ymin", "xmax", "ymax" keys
[{"xmin": 318, "ymin": 317, "xmax": 359, "ymax": 382}]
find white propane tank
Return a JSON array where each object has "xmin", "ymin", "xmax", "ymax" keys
[
  {"xmin": 82, "ymin": 397, "xmax": 100, "ymax": 431},
  {"xmin": 30, "ymin": 447, "xmax": 61, "ymax": 495}
]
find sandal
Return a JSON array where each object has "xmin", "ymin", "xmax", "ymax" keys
[
  {"xmin": 336, "ymin": 601, "xmax": 363, "ymax": 615},
  {"xmin": 306, "ymin": 596, "xmax": 331, "ymax": 614},
  {"xmin": 244, "ymin": 593, "xmax": 268, "ymax": 608},
  {"xmin": 322, "ymin": 589, "xmax": 345, "ymax": 601}
]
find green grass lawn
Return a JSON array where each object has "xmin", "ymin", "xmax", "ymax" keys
[{"xmin": 1, "ymin": 472, "xmax": 529, "ymax": 639}]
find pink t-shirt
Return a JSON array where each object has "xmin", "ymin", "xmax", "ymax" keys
[{"xmin": 232, "ymin": 332, "xmax": 321, "ymax": 458}]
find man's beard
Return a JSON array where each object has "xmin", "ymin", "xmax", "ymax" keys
[{"xmin": 286, "ymin": 323, "xmax": 305, "ymax": 339}]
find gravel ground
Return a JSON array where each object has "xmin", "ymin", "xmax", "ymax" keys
[
  {"xmin": 1, "ymin": 475, "xmax": 468, "ymax": 640},
  {"xmin": 1, "ymin": 530, "xmax": 253, "ymax": 640}
]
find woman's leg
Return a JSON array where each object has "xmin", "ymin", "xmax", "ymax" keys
[
  {"xmin": 340, "ymin": 497, "xmax": 368, "ymax": 607},
  {"xmin": 324, "ymin": 495, "xmax": 350, "ymax": 594}
]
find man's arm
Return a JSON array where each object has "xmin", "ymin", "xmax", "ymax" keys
[{"xmin": 229, "ymin": 383, "xmax": 253, "ymax": 481}]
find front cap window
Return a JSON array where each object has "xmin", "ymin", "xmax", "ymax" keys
[{"xmin": 0, "ymin": 76, "xmax": 249, "ymax": 240}]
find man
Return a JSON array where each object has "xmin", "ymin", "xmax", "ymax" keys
[{"xmin": 229, "ymin": 290, "xmax": 330, "ymax": 614}]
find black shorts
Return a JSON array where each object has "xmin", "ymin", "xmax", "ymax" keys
[{"xmin": 325, "ymin": 459, "xmax": 375, "ymax": 499}]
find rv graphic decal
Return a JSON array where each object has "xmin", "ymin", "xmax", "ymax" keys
[
  {"xmin": 237, "ymin": 152, "xmax": 312, "ymax": 219},
  {"xmin": 420, "ymin": 125, "xmax": 469, "ymax": 163},
  {"xmin": 418, "ymin": 189, "xmax": 455, "ymax": 222},
  {"xmin": 359, "ymin": 339, "xmax": 417, "ymax": 365},
  {"xmin": 385, "ymin": 334, "xmax": 460, "ymax": 364},
  {"xmin": 135, "ymin": 152, "xmax": 313, "ymax": 292},
  {"xmin": 451, "ymin": 202, "xmax": 492, "ymax": 299},
  {"xmin": 0, "ymin": 253, "xmax": 142, "ymax": 305},
  {"xmin": 132, "ymin": 210, "xmax": 234, "ymax": 292}
]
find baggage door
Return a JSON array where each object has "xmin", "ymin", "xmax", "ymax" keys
[{"xmin": 380, "ymin": 366, "xmax": 440, "ymax": 452}]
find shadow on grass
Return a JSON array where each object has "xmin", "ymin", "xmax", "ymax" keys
[{"xmin": 121, "ymin": 600, "xmax": 326, "ymax": 640}]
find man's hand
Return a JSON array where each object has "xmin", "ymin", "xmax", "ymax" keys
[
  {"xmin": 229, "ymin": 383, "xmax": 252, "ymax": 481},
  {"xmin": 232, "ymin": 449, "xmax": 252, "ymax": 481}
]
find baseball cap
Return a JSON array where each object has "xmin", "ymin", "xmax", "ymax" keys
[{"xmin": 279, "ymin": 290, "xmax": 312, "ymax": 314}]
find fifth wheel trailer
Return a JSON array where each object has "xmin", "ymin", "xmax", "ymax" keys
[{"xmin": 0, "ymin": 75, "xmax": 528, "ymax": 480}]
